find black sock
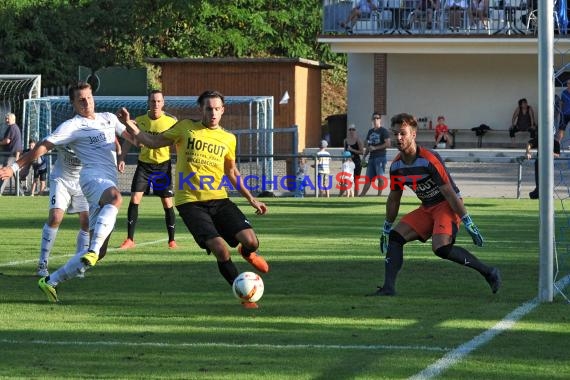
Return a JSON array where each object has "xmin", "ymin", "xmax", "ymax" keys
[
  {"xmin": 534, "ymin": 158, "xmax": 539, "ymax": 189},
  {"xmin": 447, "ymin": 246, "xmax": 491, "ymax": 276},
  {"xmin": 218, "ymin": 259, "xmax": 239, "ymax": 286},
  {"xmin": 164, "ymin": 207, "xmax": 175, "ymax": 242},
  {"xmin": 127, "ymin": 202, "xmax": 139, "ymax": 240},
  {"xmin": 383, "ymin": 240, "xmax": 404, "ymax": 292},
  {"xmin": 238, "ymin": 238, "xmax": 259, "ymax": 257}
]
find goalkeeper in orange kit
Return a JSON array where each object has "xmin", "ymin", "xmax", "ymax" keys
[{"xmin": 367, "ymin": 113, "xmax": 501, "ymax": 297}]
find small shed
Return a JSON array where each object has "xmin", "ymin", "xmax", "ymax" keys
[{"xmin": 146, "ymin": 57, "xmax": 332, "ymax": 154}]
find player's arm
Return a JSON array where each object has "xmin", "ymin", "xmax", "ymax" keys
[
  {"xmin": 385, "ymin": 188, "xmax": 402, "ymax": 224},
  {"xmin": 440, "ymin": 183, "xmax": 468, "ymax": 217},
  {"xmin": 440, "ymin": 183, "xmax": 484, "ymax": 246},
  {"xmin": 117, "ymin": 107, "xmax": 172, "ymax": 148},
  {"xmin": 117, "ymin": 137, "xmax": 132, "ymax": 169},
  {"xmin": 0, "ymin": 140, "xmax": 54, "ymax": 181},
  {"xmin": 224, "ymin": 158, "xmax": 268, "ymax": 215}
]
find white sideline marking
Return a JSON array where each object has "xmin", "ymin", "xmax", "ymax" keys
[
  {"xmin": 409, "ymin": 275, "xmax": 570, "ymax": 380},
  {"xmin": 0, "ymin": 238, "xmax": 171, "ymax": 267},
  {"xmin": 0, "ymin": 338, "xmax": 449, "ymax": 352}
]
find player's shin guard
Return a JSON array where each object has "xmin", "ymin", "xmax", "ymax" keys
[
  {"xmin": 435, "ymin": 244, "xmax": 490, "ymax": 275},
  {"xmin": 76, "ymin": 229, "xmax": 90, "ymax": 254},
  {"xmin": 382, "ymin": 230, "xmax": 406, "ymax": 292},
  {"xmin": 127, "ymin": 202, "xmax": 139, "ymax": 240},
  {"xmin": 164, "ymin": 207, "xmax": 175, "ymax": 242},
  {"xmin": 39, "ymin": 224, "xmax": 58, "ymax": 263},
  {"xmin": 89, "ymin": 205, "xmax": 118, "ymax": 255},
  {"xmin": 218, "ymin": 259, "xmax": 239, "ymax": 286}
]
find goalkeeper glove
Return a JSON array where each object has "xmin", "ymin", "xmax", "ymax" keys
[
  {"xmin": 461, "ymin": 214, "xmax": 484, "ymax": 247},
  {"xmin": 380, "ymin": 220, "xmax": 392, "ymax": 254}
]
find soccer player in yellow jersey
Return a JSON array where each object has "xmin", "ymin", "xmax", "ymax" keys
[
  {"xmin": 117, "ymin": 90, "xmax": 269, "ymax": 309},
  {"xmin": 118, "ymin": 90, "xmax": 178, "ymax": 250}
]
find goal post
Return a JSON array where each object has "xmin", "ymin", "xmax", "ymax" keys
[
  {"xmin": 0, "ymin": 74, "xmax": 41, "ymax": 128},
  {"xmin": 23, "ymin": 95, "xmax": 277, "ymax": 190}
]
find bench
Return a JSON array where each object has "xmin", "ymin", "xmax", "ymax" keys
[{"xmin": 415, "ymin": 128, "xmax": 532, "ymax": 149}]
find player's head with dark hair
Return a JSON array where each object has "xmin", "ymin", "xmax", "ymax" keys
[
  {"xmin": 148, "ymin": 89, "xmax": 163, "ymax": 99},
  {"xmin": 197, "ymin": 90, "xmax": 225, "ymax": 107},
  {"xmin": 68, "ymin": 81, "xmax": 95, "ymax": 118},
  {"xmin": 68, "ymin": 81, "xmax": 92, "ymax": 102},
  {"xmin": 391, "ymin": 113, "xmax": 417, "ymax": 131},
  {"xmin": 518, "ymin": 98, "xmax": 528, "ymax": 107},
  {"xmin": 197, "ymin": 90, "xmax": 225, "ymax": 128}
]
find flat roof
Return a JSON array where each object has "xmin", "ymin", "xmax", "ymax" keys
[
  {"xmin": 145, "ymin": 57, "xmax": 333, "ymax": 69},
  {"xmin": 317, "ymin": 36, "xmax": 570, "ymax": 54}
]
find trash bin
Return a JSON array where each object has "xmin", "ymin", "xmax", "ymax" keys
[{"xmin": 326, "ymin": 114, "xmax": 347, "ymax": 147}]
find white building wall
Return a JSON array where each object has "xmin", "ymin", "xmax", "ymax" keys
[
  {"xmin": 346, "ymin": 53, "xmax": 544, "ymax": 142},
  {"xmin": 347, "ymin": 54, "xmax": 377, "ymax": 134},
  {"xmin": 386, "ymin": 54, "xmax": 538, "ymax": 132}
]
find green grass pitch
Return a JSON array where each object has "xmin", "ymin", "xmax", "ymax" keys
[{"xmin": 0, "ymin": 196, "xmax": 569, "ymax": 379}]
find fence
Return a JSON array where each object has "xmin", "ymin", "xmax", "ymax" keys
[{"xmin": 4, "ymin": 149, "xmax": 570, "ymax": 199}]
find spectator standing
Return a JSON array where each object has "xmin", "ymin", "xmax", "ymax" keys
[
  {"xmin": 559, "ymin": 81, "xmax": 570, "ymax": 142},
  {"xmin": 338, "ymin": 150, "xmax": 356, "ymax": 197},
  {"xmin": 30, "ymin": 151, "xmax": 48, "ymax": 196},
  {"xmin": 0, "ymin": 113, "xmax": 22, "ymax": 195},
  {"xmin": 294, "ymin": 157, "xmax": 308, "ymax": 198},
  {"xmin": 117, "ymin": 90, "xmax": 178, "ymax": 250},
  {"xmin": 317, "ymin": 140, "xmax": 331, "ymax": 198},
  {"xmin": 526, "ymin": 136, "xmax": 561, "ymax": 199},
  {"xmin": 359, "ymin": 112, "xmax": 391, "ymax": 197},
  {"xmin": 343, "ymin": 124, "xmax": 364, "ymax": 193},
  {"xmin": 18, "ymin": 139, "xmax": 35, "ymax": 195}
]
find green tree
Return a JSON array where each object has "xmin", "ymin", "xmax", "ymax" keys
[{"xmin": 0, "ymin": 0, "xmax": 344, "ymax": 87}]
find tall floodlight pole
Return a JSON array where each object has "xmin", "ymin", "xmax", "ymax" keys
[{"xmin": 538, "ymin": 1, "xmax": 555, "ymax": 302}]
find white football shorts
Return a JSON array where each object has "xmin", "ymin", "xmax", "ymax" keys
[
  {"xmin": 80, "ymin": 177, "xmax": 117, "ymax": 230},
  {"xmin": 49, "ymin": 176, "xmax": 89, "ymax": 214}
]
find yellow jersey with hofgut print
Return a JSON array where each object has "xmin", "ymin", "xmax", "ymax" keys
[
  {"xmin": 135, "ymin": 112, "xmax": 177, "ymax": 164},
  {"xmin": 162, "ymin": 119, "xmax": 236, "ymax": 205}
]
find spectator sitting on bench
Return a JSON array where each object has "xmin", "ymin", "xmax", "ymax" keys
[
  {"xmin": 509, "ymin": 98, "xmax": 537, "ymax": 145},
  {"xmin": 434, "ymin": 115, "xmax": 453, "ymax": 149},
  {"xmin": 340, "ymin": 0, "xmax": 379, "ymax": 33}
]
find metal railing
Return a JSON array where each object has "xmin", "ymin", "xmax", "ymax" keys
[{"xmin": 323, "ymin": 0, "xmax": 568, "ymax": 37}]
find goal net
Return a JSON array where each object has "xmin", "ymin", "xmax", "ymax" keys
[
  {"xmin": 553, "ymin": 159, "xmax": 570, "ymax": 303},
  {"xmin": 23, "ymin": 95, "xmax": 277, "ymax": 192},
  {"xmin": 0, "ymin": 75, "xmax": 41, "ymax": 195},
  {"xmin": 0, "ymin": 75, "xmax": 41, "ymax": 128}
]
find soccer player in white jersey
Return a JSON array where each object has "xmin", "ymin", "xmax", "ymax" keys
[
  {"xmin": 0, "ymin": 81, "xmax": 136, "ymax": 302},
  {"xmin": 36, "ymin": 145, "xmax": 90, "ymax": 278}
]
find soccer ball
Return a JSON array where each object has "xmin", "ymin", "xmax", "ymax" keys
[{"xmin": 232, "ymin": 272, "xmax": 264, "ymax": 303}]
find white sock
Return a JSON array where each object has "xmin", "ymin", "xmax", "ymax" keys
[
  {"xmin": 89, "ymin": 204, "xmax": 118, "ymax": 255},
  {"xmin": 76, "ymin": 230, "xmax": 90, "ymax": 254},
  {"xmin": 47, "ymin": 250, "xmax": 90, "ymax": 286},
  {"xmin": 39, "ymin": 224, "xmax": 58, "ymax": 264}
]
